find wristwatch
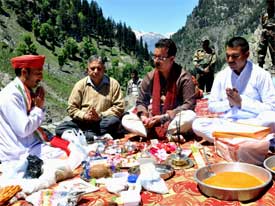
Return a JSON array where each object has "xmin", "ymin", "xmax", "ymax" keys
[{"xmin": 160, "ymin": 113, "xmax": 170, "ymax": 124}]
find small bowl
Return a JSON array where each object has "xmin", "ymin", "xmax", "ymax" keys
[
  {"xmin": 194, "ymin": 162, "xmax": 272, "ymax": 201},
  {"xmin": 170, "ymin": 153, "xmax": 189, "ymax": 166},
  {"xmin": 263, "ymin": 155, "xmax": 275, "ymax": 179}
]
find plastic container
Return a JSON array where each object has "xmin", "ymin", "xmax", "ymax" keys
[{"xmin": 127, "ymin": 174, "xmax": 138, "ymax": 190}]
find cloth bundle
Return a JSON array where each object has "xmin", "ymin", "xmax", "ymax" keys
[{"xmin": 214, "ymin": 133, "xmax": 274, "ymax": 165}]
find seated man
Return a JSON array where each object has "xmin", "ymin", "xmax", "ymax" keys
[
  {"xmin": 55, "ymin": 55, "xmax": 125, "ymax": 143},
  {"xmin": 193, "ymin": 36, "xmax": 275, "ymax": 143},
  {"xmin": 122, "ymin": 39, "xmax": 196, "ymax": 142},
  {"xmin": 0, "ymin": 55, "xmax": 66, "ymax": 162}
]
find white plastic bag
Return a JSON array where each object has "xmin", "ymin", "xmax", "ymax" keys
[
  {"xmin": 137, "ymin": 162, "xmax": 168, "ymax": 194},
  {"xmin": 61, "ymin": 129, "xmax": 87, "ymax": 146}
]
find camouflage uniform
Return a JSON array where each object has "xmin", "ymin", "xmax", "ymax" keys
[
  {"xmin": 193, "ymin": 47, "xmax": 216, "ymax": 93},
  {"xmin": 258, "ymin": 13, "xmax": 275, "ymax": 68}
]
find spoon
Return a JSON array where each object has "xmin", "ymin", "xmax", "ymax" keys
[{"xmin": 202, "ymin": 147, "xmax": 215, "ymax": 178}]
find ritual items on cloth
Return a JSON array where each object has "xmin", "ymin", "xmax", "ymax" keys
[
  {"xmin": 0, "ymin": 158, "xmax": 74, "ymax": 195},
  {"xmin": 0, "ymin": 185, "xmax": 22, "ymax": 205},
  {"xmin": 0, "ymin": 185, "xmax": 22, "ymax": 206},
  {"xmin": 88, "ymin": 164, "xmax": 112, "ymax": 179},
  {"xmin": 25, "ymin": 178, "xmax": 99, "ymax": 206},
  {"xmin": 148, "ymin": 142, "xmax": 176, "ymax": 162}
]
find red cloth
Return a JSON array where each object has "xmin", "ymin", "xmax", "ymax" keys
[
  {"xmin": 151, "ymin": 69, "xmax": 177, "ymax": 139},
  {"xmin": 11, "ymin": 55, "xmax": 45, "ymax": 69},
  {"xmin": 152, "ymin": 69, "xmax": 177, "ymax": 115},
  {"xmin": 50, "ymin": 136, "xmax": 70, "ymax": 156}
]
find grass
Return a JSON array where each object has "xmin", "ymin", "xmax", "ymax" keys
[{"xmin": 0, "ymin": 6, "xmax": 147, "ymax": 122}]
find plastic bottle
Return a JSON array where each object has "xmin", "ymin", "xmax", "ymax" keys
[{"xmin": 127, "ymin": 174, "xmax": 138, "ymax": 190}]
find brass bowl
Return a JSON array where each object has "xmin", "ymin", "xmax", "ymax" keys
[
  {"xmin": 170, "ymin": 153, "xmax": 188, "ymax": 166},
  {"xmin": 263, "ymin": 155, "xmax": 275, "ymax": 179},
  {"xmin": 194, "ymin": 162, "xmax": 272, "ymax": 201}
]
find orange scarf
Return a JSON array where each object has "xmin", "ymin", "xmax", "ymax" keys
[{"xmin": 23, "ymin": 85, "xmax": 34, "ymax": 113}]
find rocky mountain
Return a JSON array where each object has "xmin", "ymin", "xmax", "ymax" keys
[
  {"xmin": 134, "ymin": 30, "xmax": 167, "ymax": 52},
  {"xmin": 172, "ymin": 0, "xmax": 270, "ymax": 72}
]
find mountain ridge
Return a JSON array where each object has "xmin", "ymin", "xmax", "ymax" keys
[{"xmin": 134, "ymin": 30, "xmax": 167, "ymax": 52}]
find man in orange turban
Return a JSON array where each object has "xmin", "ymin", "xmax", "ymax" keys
[{"xmin": 0, "ymin": 54, "xmax": 66, "ymax": 162}]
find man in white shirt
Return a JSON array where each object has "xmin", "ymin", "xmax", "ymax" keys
[
  {"xmin": 192, "ymin": 36, "xmax": 275, "ymax": 143},
  {"xmin": 0, "ymin": 55, "xmax": 65, "ymax": 162}
]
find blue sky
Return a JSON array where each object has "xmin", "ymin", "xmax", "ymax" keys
[{"xmin": 95, "ymin": 0, "xmax": 199, "ymax": 36}]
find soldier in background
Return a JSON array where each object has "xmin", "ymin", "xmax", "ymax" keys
[
  {"xmin": 193, "ymin": 39, "xmax": 216, "ymax": 93},
  {"xmin": 258, "ymin": 0, "xmax": 275, "ymax": 69}
]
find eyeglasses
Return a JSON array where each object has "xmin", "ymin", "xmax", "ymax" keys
[
  {"xmin": 152, "ymin": 55, "xmax": 170, "ymax": 61},
  {"xmin": 226, "ymin": 53, "xmax": 241, "ymax": 60}
]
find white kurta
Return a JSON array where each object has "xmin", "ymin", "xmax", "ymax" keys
[
  {"xmin": 0, "ymin": 78, "xmax": 64, "ymax": 162},
  {"xmin": 192, "ymin": 60, "xmax": 275, "ymax": 142}
]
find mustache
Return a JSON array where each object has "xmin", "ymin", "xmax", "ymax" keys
[{"xmin": 155, "ymin": 62, "xmax": 161, "ymax": 67}]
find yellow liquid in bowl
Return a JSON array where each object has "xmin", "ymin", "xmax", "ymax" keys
[{"xmin": 203, "ymin": 172, "xmax": 263, "ymax": 188}]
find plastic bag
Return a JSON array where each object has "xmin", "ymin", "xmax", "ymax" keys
[
  {"xmin": 23, "ymin": 155, "xmax": 44, "ymax": 179},
  {"xmin": 136, "ymin": 162, "xmax": 168, "ymax": 194},
  {"xmin": 61, "ymin": 129, "xmax": 87, "ymax": 147}
]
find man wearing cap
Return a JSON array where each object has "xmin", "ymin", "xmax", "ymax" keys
[{"xmin": 0, "ymin": 54, "xmax": 65, "ymax": 162}]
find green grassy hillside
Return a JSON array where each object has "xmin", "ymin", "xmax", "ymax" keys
[{"xmin": 0, "ymin": 6, "xmax": 151, "ymax": 122}]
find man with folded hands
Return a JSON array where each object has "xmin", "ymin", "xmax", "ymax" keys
[
  {"xmin": 192, "ymin": 36, "xmax": 275, "ymax": 143},
  {"xmin": 0, "ymin": 55, "xmax": 66, "ymax": 162},
  {"xmin": 55, "ymin": 55, "xmax": 125, "ymax": 143}
]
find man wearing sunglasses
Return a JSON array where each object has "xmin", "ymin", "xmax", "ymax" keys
[
  {"xmin": 122, "ymin": 38, "xmax": 196, "ymax": 142},
  {"xmin": 193, "ymin": 36, "xmax": 275, "ymax": 143}
]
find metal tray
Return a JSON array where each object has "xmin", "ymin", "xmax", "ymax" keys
[{"xmin": 128, "ymin": 164, "xmax": 175, "ymax": 180}]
